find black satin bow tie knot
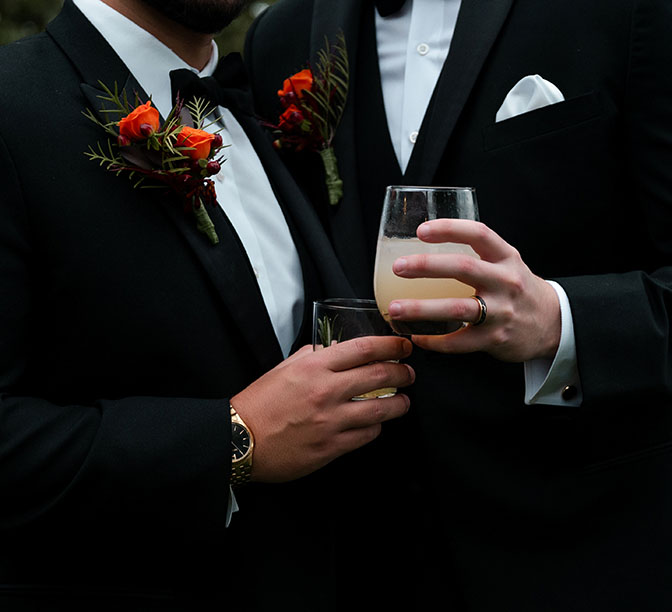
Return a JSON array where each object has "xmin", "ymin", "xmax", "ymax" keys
[
  {"xmin": 375, "ymin": 0, "xmax": 407, "ymax": 17},
  {"xmin": 169, "ymin": 52, "xmax": 248, "ymax": 110}
]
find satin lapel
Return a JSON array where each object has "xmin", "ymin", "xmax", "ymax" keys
[
  {"xmin": 230, "ymin": 102, "xmax": 355, "ymax": 355},
  {"xmin": 230, "ymin": 101, "xmax": 353, "ymax": 299},
  {"xmin": 311, "ymin": 0, "xmax": 372, "ymax": 297},
  {"xmin": 47, "ymin": 0, "xmax": 284, "ymax": 372},
  {"xmin": 159, "ymin": 202, "xmax": 284, "ymax": 373},
  {"xmin": 404, "ymin": 0, "xmax": 516, "ymax": 184}
]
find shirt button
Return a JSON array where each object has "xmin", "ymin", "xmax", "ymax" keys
[
  {"xmin": 561, "ymin": 385, "xmax": 578, "ymax": 402},
  {"xmin": 417, "ymin": 43, "xmax": 430, "ymax": 56},
  {"xmin": 253, "ymin": 267, "xmax": 260, "ymax": 279},
  {"xmin": 409, "ymin": 131, "xmax": 419, "ymax": 144}
]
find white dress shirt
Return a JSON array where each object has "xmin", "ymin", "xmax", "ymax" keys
[
  {"xmin": 73, "ymin": 0, "xmax": 304, "ymax": 360},
  {"xmin": 73, "ymin": 0, "xmax": 308, "ymax": 524},
  {"xmin": 376, "ymin": 0, "xmax": 582, "ymax": 406}
]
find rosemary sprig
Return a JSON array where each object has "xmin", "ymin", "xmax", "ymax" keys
[{"xmin": 316, "ymin": 315, "xmax": 343, "ymax": 347}]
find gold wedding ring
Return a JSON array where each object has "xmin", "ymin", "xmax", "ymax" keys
[{"xmin": 471, "ymin": 295, "xmax": 488, "ymax": 326}]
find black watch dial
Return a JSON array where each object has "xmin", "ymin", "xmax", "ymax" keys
[{"xmin": 231, "ymin": 422, "xmax": 251, "ymax": 461}]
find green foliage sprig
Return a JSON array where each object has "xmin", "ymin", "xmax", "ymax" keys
[{"xmin": 83, "ymin": 82, "xmax": 228, "ymax": 244}]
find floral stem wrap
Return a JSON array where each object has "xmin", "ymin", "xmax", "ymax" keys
[
  {"xmin": 319, "ymin": 147, "xmax": 343, "ymax": 205},
  {"xmin": 193, "ymin": 197, "xmax": 219, "ymax": 245}
]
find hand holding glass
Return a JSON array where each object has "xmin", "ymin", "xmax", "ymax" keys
[
  {"xmin": 313, "ymin": 298, "xmax": 397, "ymax": 400},
  {"xmin": 374, "ymin": 186, "xmax": 480, "ymax": 335}
]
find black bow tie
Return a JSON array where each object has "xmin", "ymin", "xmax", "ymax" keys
[
  {"xmin": 375, "ymin": 0, "xmax": 407, "ymax": 17},
  {"xmin": 169, "ymin": 52, "xmax": 249, "ymax": 111}
]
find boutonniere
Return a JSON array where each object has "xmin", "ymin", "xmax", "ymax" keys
[
  {"xmin": 268, "ymin": 32, "xmax": 349, "ymax": 206},
  {"xmin": 83, "ymin": 84, "xmax": 227, "ymax": 245}
]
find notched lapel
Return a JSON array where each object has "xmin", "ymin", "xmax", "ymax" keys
[
  {"xmin": 405, "ymin": 0, "xmax": 516, "ymax": 185},
  {"xmin": 53, "ymin": 0, "xmax": 284, "ymax": 372},
  {"xmin": 80, "ymin": 73, "xmax": 149, "ymax": 126},
  {"xmin": 161, "ymin": 202, "xmax": 284, "ymax": 373}
]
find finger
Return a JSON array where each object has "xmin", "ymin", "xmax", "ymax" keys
[
  {"xmin": 321, "ymin": 335, "xmax": 413, "ymax": 372},
  {"xmin": 333, "ymin": 423, "xmax": 383, "ymax": 454},
  {"xmin": 411, "ymin": 327, "xmax": 488, "ymax": 354},
  {"xmin": 343, "ymin": 361, "xmax": 415, "ymax": 399},
  {"xmin": 417, "ymin": 219, "xmax": 516, "ymax": 262},
  {"xmin": 389, "ymin": 297, "xmax": 483, "ymax": 325},
  {"xmin": 393, "ymin": 251, "xmax": 500, "ymax": 291},
  {"xmin": 339, "ymin": 393, "xmax": 411, "ymax": 430}
]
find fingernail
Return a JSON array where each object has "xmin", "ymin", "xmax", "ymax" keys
[
  {"xmin": 406, "ymin": 364, "xmax": 415, "ymax": 382},
  {"xmin": 393, "ymin": 258, "xmax": 407, "ymax": 273},
  {"xmin": 389, "ymin": 302, "xmax": 401, "ymax": 317},
  {"xmin": 417, "ymin": 224, "xmax": 430, "ymax": 239}
]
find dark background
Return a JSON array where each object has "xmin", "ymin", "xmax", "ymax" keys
[{"xmin": 0, "ymin": 0, "xmax": 277, "ymax": 54}]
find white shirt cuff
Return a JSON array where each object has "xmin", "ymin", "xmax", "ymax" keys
[
  {"xmin": 226, "ymin": 486, "xmax": 239, "ymax": 527},
  {"xmin": 524, "ymin": 280, "xmax": 583, "ymax": 406}
]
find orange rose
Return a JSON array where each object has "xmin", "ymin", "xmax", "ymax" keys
[
  {"xmin": 175, "ymin": 126, "xmax": 216, "ymax": 161},
  {"xmin": 118, "ymin": 101, "xmax": 160, "ymax": 141},
  {"xmin": 278, "ymin": 104, "xmax": 305, "ymax": 130},
  {"xmin": 277, "ymin": 68, "xmax": 313, "ymax": 99}
]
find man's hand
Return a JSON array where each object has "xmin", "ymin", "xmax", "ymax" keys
[
  {"xmin": 388, "ymin": 219, "xmax": 561, "ymax": 363},
  {"xmin": 231, "ymin": 336, "xmax": 414, "ymax": 483}
]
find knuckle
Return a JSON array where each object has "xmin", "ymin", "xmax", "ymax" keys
[
  {"xmin": 406, "ymin": 253, "xmax": 429, "ymax": 273},
  {"xmin": 353, "ymin": 336, "xmax": 377, "ymax": 360},
  {"xmin": 497, "ymin": 302, "xmax": 515, "ymax": 324},
  {"xmin": 299, "ymin": 354, "xmax": 322, "ymax": 378},
  {"xmin": 475, "ymin": 221, "xmax": 491, "ymax": 241},
  {"xmin": 366, "ymin": 401, "xmax": 387, "ymax": 423},
  {"xmin": 310, "ymin": 438, "xmax": 333, "ymax": 461},
  {"xmin": 509, "ymin": 245, "xmax": 523, "ymax": 261},
  {"xmin": 309, "ymin": 384, "xmax": 332, "ymax": 408},
  {"xmin": 453, "ymin": 300, "xmax": 472, "ymax": 321},
  {"xmin": 457, "ymin": 255, "xmax": 478, "ymax": 277},
  {"xmin": 490, "ymin": 327, "xmax": 510, "ymax": 348},
  {"xmin": 417, "ymin": 253, "xmax": 431, "ymax": 269},
  {"xmin": 507, "ymin": 271, "xmax": 526, "ymax": 296},
  {"xmin": 369, "ymin": 361, "xmax": 389, "ymax": 385}
]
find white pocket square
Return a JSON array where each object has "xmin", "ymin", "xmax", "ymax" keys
[{"xmin": 495, "ymin": 75, "xmax": 565, "ymax": 123}]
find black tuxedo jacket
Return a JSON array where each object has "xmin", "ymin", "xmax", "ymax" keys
[
  {"xmin": 0, "ymin": 1, "xmax": 355, "ymax": 609},
  {"xmin": 247, "ymin": 1, "xmax": 672, "ymax": 609}
]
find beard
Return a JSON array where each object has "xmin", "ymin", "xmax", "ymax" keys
[{"xmin": 140, "ymin": 0, "xmax": 251, "ymax": 34}]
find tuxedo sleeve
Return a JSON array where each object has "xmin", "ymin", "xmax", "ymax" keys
[
  {"xmin": 0, "ymin": 133, "xmax": 233, "ymax": 535},
  {"xmin": 557, "ymin": 0, "xmax": 672, "ymax": 407}
]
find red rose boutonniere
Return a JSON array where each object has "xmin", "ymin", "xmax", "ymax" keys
[
  {"xmin": 267, "ymin": 33, "xmax": 349, "ymax": 206},
  {"xmin": 84, "ymin": 84, "xmax": 227, "ymax": 244}
]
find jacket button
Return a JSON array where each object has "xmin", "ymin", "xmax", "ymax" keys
[{"xmin": 561, "ymin": 385, "xmax": 578, "ymax": 401}]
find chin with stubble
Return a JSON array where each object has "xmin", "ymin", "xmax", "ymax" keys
[{"xmin": 140, "ymin": 0, "xmax": 251, "ymax": 34}]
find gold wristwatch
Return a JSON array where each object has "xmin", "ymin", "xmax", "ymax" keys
[{"xmin": 229, "ymin": 403, "xmax": 254, "ymax": 487}]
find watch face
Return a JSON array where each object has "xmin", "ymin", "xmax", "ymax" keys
[{"xmin": 231, "ymin": 422, "xmax": 251, "ymax": 461}]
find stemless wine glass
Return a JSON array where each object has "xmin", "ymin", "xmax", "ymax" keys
[
  {"xmin": 313, "ymin": 298, "xmax": 397, "ymax": 400},
  {"xmin": 373, "ymin": 186, "xmax": 480, "ymax": 335}
]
